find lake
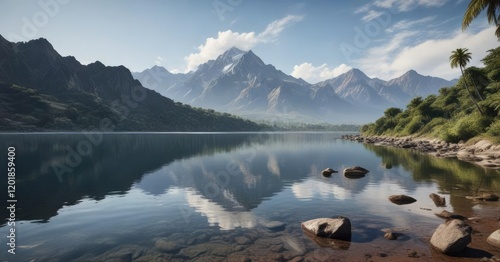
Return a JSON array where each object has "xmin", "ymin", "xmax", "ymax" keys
[{"xmin": 0, "ymin": 132, "xmax": 499, "ymax": 261}]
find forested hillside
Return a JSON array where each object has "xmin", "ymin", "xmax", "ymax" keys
[{"xmin": 361, "ymin": 46, "xmax": 500, "ymax": 143}]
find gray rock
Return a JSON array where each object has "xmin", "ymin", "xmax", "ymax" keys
[
  {"xmin": 388, "ymin": 195, "xmax": 417, "ymax": 205},
  {"xmin": 429, "ymin": 193, "xmax": 446, "ymax": 207},
  {"xmin": 301, "ymin": 217, "xmax": 351, "ymax": 241},
  {"xmin": 430, "ymin": 219, "xmax": 472, "ymax": 254},
  {"xmin": 487, "ymin": 229, "xmax": 500, "ymax": 248},
  {"xmin": 155, "ymin": 239, "xmax": 179, "ymax": 253}
]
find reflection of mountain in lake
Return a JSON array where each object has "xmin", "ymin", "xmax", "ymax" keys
[
  {"xmin": 0, "ymin": 133, "xmax": 253, "ymax": 225},
  {"xmin": 136, "ymin": 133, "xmax": 379, "ymax": 213},
  {"xmin": 0, "ymin": 133, "xmax": 408, "ymax": 229}
]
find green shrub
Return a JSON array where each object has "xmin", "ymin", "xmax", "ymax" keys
[
  {"xmin": 441, "ymin": 115, "xmax": 492, "ymax": 143},
  {"xmin": 402, "ymin": 114, "xmax": 425, "ymax": 135},
  {"xmin": 487, "ymin": 120, "xmax": 500, "ymax": 136},
  {"xmin": 418, "ymin": 117, "xmax": 448, "ymax": 136}
]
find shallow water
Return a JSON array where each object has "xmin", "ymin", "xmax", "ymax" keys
[{"xmin": 0, "ymin": 132, "xmax": 499, "ymax": 261}]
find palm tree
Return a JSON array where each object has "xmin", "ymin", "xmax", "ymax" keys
[
  {"xmin": 462, "ymin": 0, "xmax": 500, "ymax": 39},
  {"xmin": 449, "ymin": 48, "xmax": 485, "ymax": 115}
]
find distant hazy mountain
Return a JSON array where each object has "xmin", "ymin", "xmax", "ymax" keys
[
  {"xmin": 131, "ymin": 65, "xmax": 190, "ymax": 99},
  {"xmin": 315, "ymin": 68, "xmax": 388, "ymax": 107},
  {"xmin": 382, "ymin": 69, "xmax": 457, "ymax": 105},
  {"xmin": 133, "ymin": 48, "xmax": 456, "ymax": 123},
  {"xmin": 0, "ymin": 35, "xmax": 261, "ymax": 131}
]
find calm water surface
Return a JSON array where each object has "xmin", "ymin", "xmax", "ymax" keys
[{"xmin": 0, "ymin": 132, "xmax": 499, "ymax": 261}]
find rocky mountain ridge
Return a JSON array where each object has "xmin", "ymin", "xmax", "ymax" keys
[{"xmin": 134, "ymin": 48, "xmax": 456, "ymax": 123}]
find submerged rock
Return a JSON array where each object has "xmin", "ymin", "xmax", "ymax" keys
[
  {"xmin": 474, "ymin": 193, "xmax": 499, "ymax": 201},
  {"xmin": 260, "ymin": 220, "xmax": 286, "ymax": 232},
  {"xmin": 381, "ymin": 163, "xmax": 392, "ymax": 169},
  {"xmin": 388, "ymin": 195, "xmax": 417, "ymax": 205},
  {"xmin": 487, "ymin": 229, "xmax": 500, "ymax": 248},
  {"xmin": 430, "ymin": 219, "xmax": 471, "ymax": 254},
  {"xmin": 434, "ymin": 210, "xmax": 467, "ymax": 220},
  {"xmin": 429, "ymin": 193, "xmax": 446, "ymax": 207},
  {"xmin": 301, "ymin": 217, "xmax": 351, "ymax": 241},
  {"xmin": 155, "ymin": 239, "xmax": 180, "ymax": 253}
]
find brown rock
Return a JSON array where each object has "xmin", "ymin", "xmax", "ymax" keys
[
  {"xmin": 434, "ymin": 210, "xmax": 467, "ymax": 220},
  {"xmin": 321, "ymin": 168, "xmax": 337, "ymax": 176},
  {"xmin": 343, "ymin": 166, "xmax": 368, "ymax": 179},
  {"xmin": 384, "ymin": 232, "xmax": 398, "ymax": 240},
  {"xmin": 407, "ymin": 250, "xmax": 420, "ymax": 258},
  {"xmin": 429, "ymin": 193, "xmax": 446, "ymax": 207},
  {"xmin": 388, "ymin": 195, "xmax": 417, "ymax": 205},
  {"xmin": 343, "ymin": 166, "xmax": 369, "ymax": 175}
]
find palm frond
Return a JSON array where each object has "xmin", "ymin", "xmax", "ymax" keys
[{"xmin": 463, "ymin": 0, "xmax": 489, "ymax": 29}]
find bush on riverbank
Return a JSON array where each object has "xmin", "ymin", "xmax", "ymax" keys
[{"xmin": 362, "ymin": 46, "xmax": 500, "ymax": 143}]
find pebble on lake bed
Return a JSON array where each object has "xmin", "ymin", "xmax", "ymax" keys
[{"xmin": 384, "ymin": 232, "xmax": 398, "ymax": 240}]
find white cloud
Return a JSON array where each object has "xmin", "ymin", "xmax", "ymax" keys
[
  {"xmin": 356, "ymin": 0, "xmax": 447, "ymax": 22},
  {"xmin": 259, "ymin": 15, "xmax": 304, "ymax": 41},
  {"xmin": 291, "ymin": 179, "xmax": 350, "ymax": 200},
  {"xmin": 183, "ymin": 15, "xmax": 303, "ymax": 72},
  {"xmin": 357, "ymin": 27, "xmax": 498, "ymax": 80},
  {"xmin": 184, "ymin": 30, "xmax": 258, "ymax": 72},
  {"xmin": 185, "ymin": 190, "xmax": 257, "ymax": 230},
  {"xmin": 374, "ymin": 0, "xmax": 448, "ymax": 12},
  {"xmin": 291, "ymin": 63, "xmax": 352, "ymax": 83},
  {"xmin": 155, "ymin": 56, "xmax": 163, "ymax": 66},
  {"xmin": 355, "ymin": 3, "xmax": 372, "ymax": 14},
  {"xmin": 362, "ymin": 10, "xmax": 384, "ymax": 22},
  {"xmin": 385, "ymin": 16, "xmax": 436, "ymax": 33}
]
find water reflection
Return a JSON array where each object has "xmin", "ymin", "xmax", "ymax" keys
[
  {"xmin": 0, "ymin": 133, "xmax": 499, "ymax": 261},
  {"xmin": 0, "ymin": 133, "xmax": 254, "ymax": 225},
  {"xmin": 364, "ymin": 143, "xmax": 500, "ymax": 194}
]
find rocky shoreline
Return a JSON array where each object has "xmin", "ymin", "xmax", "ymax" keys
[{"xmin": 342, "ymin": 134, "xmax": 500, "ymax": 170}]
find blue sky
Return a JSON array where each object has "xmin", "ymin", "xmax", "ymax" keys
[{"xmin": 0, "ymin": 0, "xmax": 498, "ymax": 82}]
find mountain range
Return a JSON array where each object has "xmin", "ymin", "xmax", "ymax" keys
[
  {"xmin": 0, "ymin": 36, "xmax": 261, "ymax": 131},
  {"xmin": 133, "ymin": 48, "xmax": 457, "ymax": 123}
]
